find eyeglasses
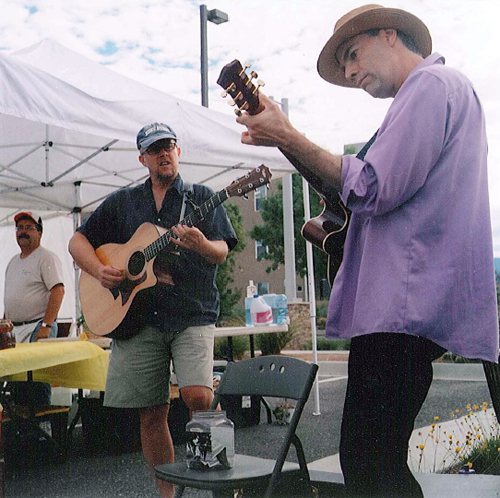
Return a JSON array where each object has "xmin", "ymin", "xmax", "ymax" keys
[
  {"xmin": 142, "ymin": 139, "xmax": 177, "ymax": 156},
  {"xmin": 16, "ymin": 225, "xmax": 38, "ymax": 231}
]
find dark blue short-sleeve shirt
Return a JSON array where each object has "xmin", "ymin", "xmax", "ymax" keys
[{"xmin": 78, "ymin": 174, "xmax": 237, "ymax": 335}]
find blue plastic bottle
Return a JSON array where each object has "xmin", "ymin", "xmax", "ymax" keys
[
  {"xmin": 245, "ymin": 297, "xmax": 254, "ymax": 326},
  {"xmin": 275, "ymin": 294, "xmax": 288, "ymax": 325},
  {"xmin": 245, "ymin": 281, "xmax": 257, "ymax": 326}
]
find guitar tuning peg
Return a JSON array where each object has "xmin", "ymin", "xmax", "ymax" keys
[
  {"xmin": 221, "ymin": 90, "xmax": 228, "ymax": 98},
  {"xmin": 250, "ymin": 70, "xmax": 258, "ymax": 79},
  {"xmin": 227, "ymin": 98, "xmax": 236, "ymax": 106},
  {"xmin": 257, "ymin": 79, "xmax": 265, "ymax": 88},
  {"xmin": 234, "ymin": 109, "xmax": 242, "ymax": 117},
  {"xmin": 244, "ymin": 61, "xmax": 252, "ymax": 69}
]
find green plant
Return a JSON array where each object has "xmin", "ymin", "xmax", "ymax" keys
[
  {"xmin": 410, "ymin": 403, "xmax": 500, "ymax": 474},
  {"xmin": 302, "ymin": 337, "xmax": 351, "ymax": 351},
  {"xmin": 439, "ymin": 352, "xmax": 482, "ymax": 363},
  {"xmin": 216, "ymin": 203, "xmax": 246, "ymax": 323},
  {"xmin": 256, "ymin": 322, "xmax": 296, "ymax": 355},
  {"xmin": 461, "ymin": 436, "xmax": 500, "ymax": 475},
  {"xmin": 214, "ymin": 335, "xmax": 249, "ymax": 361}
]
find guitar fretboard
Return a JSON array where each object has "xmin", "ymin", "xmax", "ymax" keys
[{"xmin": 144, "ymin": 189, "xmax": 229, "ymax": 261}]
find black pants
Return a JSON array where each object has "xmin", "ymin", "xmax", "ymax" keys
[{"xmin": 340, "ymin": 333, "xmax": 446, "ymax": 498}]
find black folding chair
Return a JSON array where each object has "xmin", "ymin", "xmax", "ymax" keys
[{"xmin": 155, "ymin": 355, "xmax": 319, "ymax": 498}]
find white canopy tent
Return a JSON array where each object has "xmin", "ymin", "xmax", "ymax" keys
[
  {"xmin": 0, "ymin": 39, "xmax": 295, "ymax": 217},
  {"xmin": 0, "ymin": 40, "xmax": 321, "ymax": 411},
  {"xmin": 0, "ymin": 39, "xmax": 295, "ymax": 317}
]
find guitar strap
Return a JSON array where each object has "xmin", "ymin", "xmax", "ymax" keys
[
  {"xmin": 179, "ymin": 182, "xmax": 194, "ymax": 222},
  {"xmin": 355, "ymin": 130, "xmax": 378, "ymax": 161}
]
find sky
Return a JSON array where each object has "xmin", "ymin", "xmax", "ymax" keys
[{"xmin": 1, "ymin": 0, "xmax": 499, "ymax": 255}]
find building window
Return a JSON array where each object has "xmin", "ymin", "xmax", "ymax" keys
[
  {"xmin": 255, "ymin": 240, "xmax": 267, "ymax": 260},
  {"xmin": 254, "ymin": 185, "xmax": 267, "ymax": 211},
  {"xmin": 257, "ymin": 282, "xmax": 270, "ymax": 295}
]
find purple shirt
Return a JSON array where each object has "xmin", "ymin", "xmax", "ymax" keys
[{"xmin": 326, "ymin": 53, "xmax": 499, "ymax": 363}]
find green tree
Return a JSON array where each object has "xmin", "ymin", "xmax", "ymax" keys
[
  {"xmin": 216, "ymin": 203, "xmax": 246, "ymax": 323},
  {"xmin": 249, "ymin": 174, "xmax": 329, "ymax": 289}
]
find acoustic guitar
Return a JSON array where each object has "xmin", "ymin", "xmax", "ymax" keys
[
  {"xmin": 80, "ymin": 165, "xmax": 272, "ymax": 337},
  {"xmin": 217, "ymin": 60, "xmax": 349, "ymax": 285}
]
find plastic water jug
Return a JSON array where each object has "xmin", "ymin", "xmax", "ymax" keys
[{"xmin": 250, "ymin": 296, "xmax": 273, "ymax": 326}]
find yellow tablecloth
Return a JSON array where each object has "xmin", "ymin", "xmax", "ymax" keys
[{"xmin": 0, "ymin": 341, "xmax": 109, "ymax": 391}]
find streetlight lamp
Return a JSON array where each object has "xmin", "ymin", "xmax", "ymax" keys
[{"xmin": 200, "ymin": 4, "xmax": 229, "ymax": 107}]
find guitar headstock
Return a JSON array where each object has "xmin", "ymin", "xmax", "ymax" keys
[
  {"xmin": 217, "ymin": 60, "xmax": 264, "ymax": 116},
  {"xmin": 226, "ymin": 165, "xmax": 272, "ymax": 198}
]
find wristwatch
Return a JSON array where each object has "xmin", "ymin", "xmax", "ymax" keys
[{"xmin": 41, "ymin": 322, "xmax": 52, "ymax": 328}]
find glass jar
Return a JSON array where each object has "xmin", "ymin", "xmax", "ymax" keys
[{"xmin": 185, "ymin": 410, "xmax": 235, "ymax": 470}]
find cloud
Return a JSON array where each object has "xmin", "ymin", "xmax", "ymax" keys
[{"xmin": 1, "ymin": 0, "xmax": 499, "ymax": 255}]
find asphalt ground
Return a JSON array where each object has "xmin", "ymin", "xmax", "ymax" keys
[{"xmin": 3, "ymin": 363, "xmax": 495, "ymax": 498}]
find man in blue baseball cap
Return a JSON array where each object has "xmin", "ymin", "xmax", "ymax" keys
[{"xmin": 69, "ymin": 123, "xmax": 237, "ymax": 497}]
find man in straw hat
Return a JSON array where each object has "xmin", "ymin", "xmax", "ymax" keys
[{"xmin": 236, "ymin": 4, "xmax": 498, "ymax": 497}]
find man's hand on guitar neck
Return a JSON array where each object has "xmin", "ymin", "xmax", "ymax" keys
[
  {"xmin": 236, "ymin": 93, "xmax": 343, "ymax": 191},
  {"xmin": 171, "ymin": 225, "xmax": 228, "ymax": 265},
  {"xmin": 236, "ymin": 93, "xmax": 295, "ymax": 148}
]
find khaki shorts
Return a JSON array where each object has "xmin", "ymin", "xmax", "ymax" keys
[{"xmin": 103, "ymin": 324, "xmax": 215, "ymax": 408}]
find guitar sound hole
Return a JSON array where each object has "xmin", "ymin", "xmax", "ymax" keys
[{"xmin": 128, "ymin": 251, "xmax": 146, "ymax": 276}]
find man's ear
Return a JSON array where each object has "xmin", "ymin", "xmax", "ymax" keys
[
  {"xmin": 176, "ymin": 146, "xmax": 181, "ymax": 158},
  {"xmin": 383, "ymin": 28, "xmax": 398, "ymax": 47},
  {"xmin": 139, "ymin": 154, "xmax": 146, "ymax": 167}
]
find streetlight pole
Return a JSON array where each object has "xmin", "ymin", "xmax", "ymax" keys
[{"xmin": 200, "ymin": 4, "xmax": 228, "ymax": 108}]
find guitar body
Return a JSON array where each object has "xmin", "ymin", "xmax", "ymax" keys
[
  {"xmin": 78, "ymin": 166, "xmax": 271, "ymax": 338},
  {"xmin": 80, "ymin": 223, "xmax": 162, "ymax": 337},
  {"xmin": 301, "ymin": 197, "xmax": 350, "ymax": 286}
]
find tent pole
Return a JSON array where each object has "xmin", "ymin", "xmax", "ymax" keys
[
  {"xmin": 45, "ymin": 125, "xmax": 50, "ymax": 184},
  {"xmin": 73, "ymin": 182, "xmax": 82, "ymax": 336},
  {"xmin": 279, "ymin": 98, "xmax": 298, "ymax": 303},
  {"xmin": 302, "ymin": 177, "xmax": 321, "ymax": 415}
]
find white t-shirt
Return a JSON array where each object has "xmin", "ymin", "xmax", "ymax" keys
[{"xmin": 4, "ymin": 245, "xmax": 64, "ymax": 327}]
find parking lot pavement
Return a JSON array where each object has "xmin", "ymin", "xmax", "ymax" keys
[{"xmin": 3, "ymin": 361, "xmax": 497, "ymax": 497}]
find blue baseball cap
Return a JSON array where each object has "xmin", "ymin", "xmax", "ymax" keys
[{"xmin": 136, "ymin": 123, "xmax": 177, "ymax": 150}]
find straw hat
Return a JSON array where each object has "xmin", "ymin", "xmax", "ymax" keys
[{"xmin": 317, "ymin": 4, "xmax": 432, "ymax": 87}]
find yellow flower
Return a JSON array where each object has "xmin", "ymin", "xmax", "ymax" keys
[
  {"xmin": 467, "ymin": 462, "xmax": 473, "ymax": 468},
  {"xmin": 455, "ymin": 447, "xmax": 461, "ymax": 453},
  {"xmin": 419, "ymin": 444, "xmax": 425, "ymax": 450},
  {"xmin": 477, "ymin": 434, "xmax": 482, "ymax": 439},
  {"xmin": 434, "ymin": 416, "xmax": 440, "ymax": 421},
  {"xmin": 448, "ymin": 435, "xmax": 453, "ymax": 440}
]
